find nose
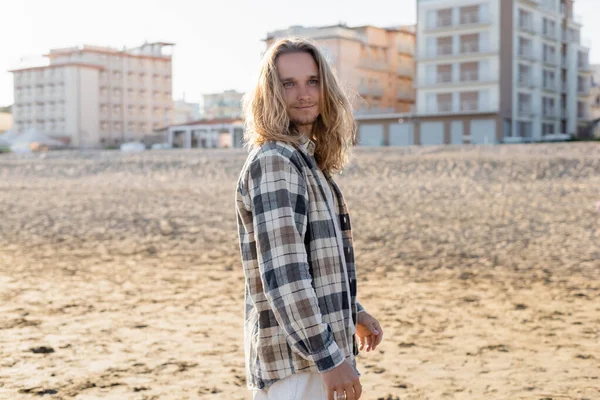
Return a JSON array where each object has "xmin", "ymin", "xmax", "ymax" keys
[{"xmin": 296, "ymin": 84, "xmax": 311, "ymax": 102}]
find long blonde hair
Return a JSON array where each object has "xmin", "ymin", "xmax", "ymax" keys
[{"xmin": 242, "ymin": 38, "xmax": 356, "ymax": 174}]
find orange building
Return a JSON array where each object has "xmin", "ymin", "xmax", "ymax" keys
[{"xmin": 265, "ymin": 24, "xmax": 416, "ymax": 115}]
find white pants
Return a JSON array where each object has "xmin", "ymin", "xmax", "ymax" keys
[{"xmin": 252, "ymin": 372, "xmax": 327, "ymax": 400}]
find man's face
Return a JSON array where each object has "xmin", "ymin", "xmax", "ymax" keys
[{"xmin": 276, "ymin": 52, "xmax": 321, "ymax": 134}]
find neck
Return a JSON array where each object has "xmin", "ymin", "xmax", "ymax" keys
[{"xmin": 296, "ymin": 124, "xmax": 313, "ymax": 136}]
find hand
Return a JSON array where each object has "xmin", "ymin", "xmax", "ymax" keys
[
  {"xmin": 322, "ymin": 359, "xmax": 362, "ymax": 400},
  {"xmin": 356, "ymin": 312, "xmax": 383, "ymax": 352}
]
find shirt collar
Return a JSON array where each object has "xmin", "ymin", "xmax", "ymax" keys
[{"xmin": 298, "ymin": 134, "xmax": 316, "ymax": 156}]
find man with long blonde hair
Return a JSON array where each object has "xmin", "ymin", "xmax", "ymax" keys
[{"xmin": 236, "ymin": 38, "xmax": 383, "ymax": 400}]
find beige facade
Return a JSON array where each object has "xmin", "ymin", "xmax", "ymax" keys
[
  {"xmin": 0, "ymin": 112, "xmax": 13, "ymax": 133},
  {"xmin": 10, "ymin": 42, "xmax": 174, "ymax": 148},
  {"xmin": 265, "ymin": 24, "xmax": 416, "ymax": 115},
  {"xmin": 200, "ymin": 90, "xmax": 244, "ymax": 119}
]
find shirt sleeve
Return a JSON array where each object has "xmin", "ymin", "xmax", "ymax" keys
[
  {"xmin": 248, "ymin": 153, "xmax": 345, "ymax": 373},
  {"xmin": 356, "ymin": 301, "xmax": 367, "ymax": 314}
]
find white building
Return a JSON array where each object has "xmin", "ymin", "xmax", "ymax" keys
[
  {"xmin": 411, "ymin": 0, "xmax": 591, "ymax": 144},
  {"xmin": 167, "ymin": 118, "xmax": 245, "ymax": 149},
  {"xmin": 199, "ymin": 90, "xmax": 244, "ymax": 119},
  {"xmin": 10, "ymin": 42, "xmax": 174, "ymax": 148},
  {"xmin": 588, "ymin": 65, "xmax": 600, "ymax": 137}
]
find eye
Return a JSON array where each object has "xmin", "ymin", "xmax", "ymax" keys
[
  {"xmin": 309, "ymin": 79, "xmax": 319, "ymax": 85},
  {"xmin": 283, "ymin": 82, "xmax": 294, "ymax": 88}
]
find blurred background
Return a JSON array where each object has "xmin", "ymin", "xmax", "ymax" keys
[{"xmin": 0, "ymin": 1, "xmax": 599, "ymax": 400}]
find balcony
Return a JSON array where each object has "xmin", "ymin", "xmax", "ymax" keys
[
  {"xmin": 437, "ymin": 72, "xmax": 453, "ymax": 83},
  {"xmin": 460, "ymin": 101, "xmax": 479, "ymax": 112},
  {"xmin": 543, "ymin": 108, "xmax": 558, "ymax": 118},
  {"xmin": 436, "ymin": 43, "xmax": 454, "ymax": 56},
  {"xmin": 460, "ymin": 12, "xmax": 487, "ymax": 25},
  {"xmin": 578, "ymin": 109, "xmax": 589, "ymax": 119},
  {"xmin": 437, "ymin": 102, "xmax": 453, "ymax": 113},
  {"xmin": 542, "ymin": 80, "xmax": 558, "ymax": 92},
  {"xmin": 518, "ymin": 106, "xmax": 534, "ymax": 117},
  {"xmin": 396, "ymin": 88, "xmax": 414, "ymax": 101},
  {"xmin": 358, "ymin": 85, "xmax": 385, "ymax": 97},
  {"xmin": 578, "ymin": 62, "xmax": 592, "ymax": 72},
  {"xmin": 519, "ymin": 21, "xmax": 537, "ymax": 34},
  {"xmin": 396, "ymin": 64, "xmax": 414, "ymax": 77},
  {"xmin": 543, "ymin": 54, "xmax": 557, "ymax": 66},
  {"xmin": 460, "ymin": 41, "xmax": 479, "ymax": 54},
  {"xmin": 358, "ymin": 59, "xmax": 389, "ymax": 71},
  {"xmin": 542, "ymin": 28, "xmax": 556, "ymax": 40},
  {"xmin": 460, "ymin": 70, "xmax": 479, "ymax": 82},
  {"xmin": 578, "ymin": 85, "xmax": 590, "ymax": 96},
  {"xmin": 397, "ymin": 41, "xmax": 414, "ymax": 55},
  {"xmin": 518, "ymin": 48, "xmax": 538, "ymax": 61},
  {"xmin": 435, "ymin": 16, "xmax": 453, "ymax": 29}
]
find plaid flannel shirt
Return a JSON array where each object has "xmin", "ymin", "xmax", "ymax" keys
[{"xmin": 236, "ymin": 136, "xmax": 365, "ymax": 390}]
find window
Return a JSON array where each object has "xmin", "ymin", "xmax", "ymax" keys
[
  {"xmin": 542, "ymin": 123, "xmax": 555, "ymax": 135},
  {"xmin": 542, "ymin": 97, "xmax": 556, "ymax": 117},
  {"xmin": 460, "ymin": 91, "xmax": 479, "ymax": 111},
  {"xmin": 437, "ymin": 64, "xmax": 452, "ymax": 83},
  {"xmin": 517, "ymin": 121, "xmax": 533, "ymax": 138},
  {"xmin": 518, "ymin": 93, "xmax": 532, "ymax": 115},
  {"xmin": 543, "ymin": 69, "xmax": 556, "ymax": 90}
]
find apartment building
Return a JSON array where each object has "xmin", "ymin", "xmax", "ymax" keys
[
  {"xmin": 355, "ymin": 0, "xmax": 590, "ymax": 147},
  {"xmin": 265, "ymin": 23, "xmax": 416, "ymax": 116},
  {"xmin": 10, "ymin": 42, "xmax": 174, "ymax": 148},
  {"xmin": 415, "ymin": 0, "xmax": 592, "ymax": 145},
  {"xmin": 588, "ymin": 65, "xmax": 600, "ymax": 137},
  {"xmin": 199, "ymin": 90, "xmax": 244, "ymax": 119}
]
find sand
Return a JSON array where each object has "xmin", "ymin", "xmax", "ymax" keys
[{"xmin": 0, "ymin": 143, "xmax": 599, "ymax": 400}]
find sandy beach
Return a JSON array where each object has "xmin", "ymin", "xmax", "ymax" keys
[{"xmin": 1, "ymin": 143, "xmax": 599, "ymax": 400}]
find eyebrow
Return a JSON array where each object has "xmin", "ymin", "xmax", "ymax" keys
[{"xmin": 280, "ymin": 75, "xmax": 319, "ymax": 83}]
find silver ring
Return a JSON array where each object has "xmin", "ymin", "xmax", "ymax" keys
[{"xmin": 336, "ymin": 392, "xmax": 347, "ymax": 400}]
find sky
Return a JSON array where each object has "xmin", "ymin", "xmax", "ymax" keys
[{"xmin": 0, "ymin": 0, "xmax": 598, "ymax": 107}]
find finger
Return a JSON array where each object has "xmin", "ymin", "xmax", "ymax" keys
[
  {"xmin": 370, "ymin": 321, "xmax": 380, "ymax": 335},
  {"xmin": 359, "ymin": 335, "xmax": 365, "ymax": 351},
  {"xmin": 366, "ymin": 335, "xmax": 373, "ymax": 352},
  {"xmin": 353, "ymin": 379, "xmax": 362, "ymax": 399},
  {"xmin": 328, "ymin": 388, "xmax": 334, "ymax": 400},
  {"xmin": 345, "ymin": 384, "xmax": 356, "ymax": 400}
]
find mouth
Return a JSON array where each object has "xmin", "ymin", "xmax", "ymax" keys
[{"xmin": 295, "ymin": 105, "xmax": 316, "ymax": 110}]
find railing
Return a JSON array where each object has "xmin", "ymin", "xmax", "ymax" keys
[
  {"xmin": 543, "ymin": 54, "xmax": 557, "ymax": 65},
  {"xmin": 460, "ymin": 12, "xmax": 480, "ymax": 25},
  {"xmin": 543, "ymin": 108, "xmax": 557, "ymax": 118},
  {"xmin": 460, "ymin": 70, "xmax": 479, "ymax": 82},
  {"xmin": 437, "ymin": 43, "xmax": 453, "ymax": 56},
  {"xmin": 396, "ymin": 64, "xmax": 414, "ymax": 77},
  {"xmin": 437, "ymin": 102, "xmax": 453, "ymax": 113},
  {"xmin": 435, "ymin": 16, "xmax": 453, "ymax": 28},
  {"xmin": 518, "ymin": 48, "xmax": 537, "ymax": 61},
  {"xmin": 460, "ymin": 101, "xmax": 479, "ymax": 111},
  {"xmin": 518, "ymin": 106, "xmax": 533, "ymax": 116},
  {"xmin": 396, "ymin": 88, "xmax": 414, "ymax": 100},
  {"xmin": 543, "ymin": 81, "xmax": 558, "ymax": 91},
  {"xmin": 519, "ymin": 21, "xmax": 537, "ymax": 33},
  {"xmin": 397, "ymin": 41, "xmax": 414, "ymax": 55},
  {"xmin": 460, "ymin": 41, "xmax": 480, "ymax": 54},
  {"xmin": 542, "ymin": 28, "xmax": 555, "ymax": 39},
  {"xmin": 437, "ymin": 72, "xmax": 453, "ymax": 83}
]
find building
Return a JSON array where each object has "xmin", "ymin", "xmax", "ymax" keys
[
  {"xmin": 355, "ymin": 0, "xmax": 591, "ymax": 147},
  {"xmin": 166, "ymin": 118, "xmax": 244, "ymax": 149},
  {"xmin": 173, "ymin": 98, "xmax": 201, "ymax": 124},
  {"xmin": 10, "ymin": 42, "xmax": 174, "ymax": 148},
  {"xmin": 588, "ymin": 65, "xmax": 600, "ymax": 137},
  {"xmin": 0, "ymin": 110, "xmax": 12, "ymax": 134},
  {"xmin": 265, "ymin": 23, "xmax": 416, "ymax": 115},
  {"xmin": 199, "ymin": 90, "xmax": 244, "ymax": 119}
]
